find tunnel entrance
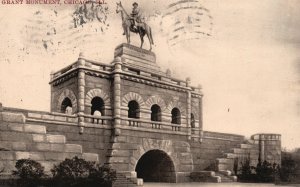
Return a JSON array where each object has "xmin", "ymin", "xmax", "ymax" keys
[{"xmin": 135, "ymin": 149, "xmax": 176, "ymax": 183}]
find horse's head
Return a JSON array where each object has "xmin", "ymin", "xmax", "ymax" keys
[{"xmin": 116, "ymin": 2, "xmax": 122, "ymax": 13}]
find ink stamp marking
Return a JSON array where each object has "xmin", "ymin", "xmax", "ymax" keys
[{"xmin": 160, "ymin": 0, "xmax": 213, "ymax": 48}]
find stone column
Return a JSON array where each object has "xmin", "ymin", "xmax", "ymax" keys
[
  {"xmin": 186, "ymin": 77, "xmax": 192, "ymax": 140},
  {"xmin": 0, "ymin": 103, "xmax": 2, "ymax": 122},
  {"xmin": 50, "ymin": 71, "xmax": 55, "ymax": 112},
  {"xmin": 112, "ymin": 57, "xmax": 122, "ymax": 137},
  {"xmin": 198, "ymin": 84, "xmax": 204, "ymax": 142},
  {"xmin": 259, "ymin": 134, "xmax": 265, "ymax": 162},
  {"xmin": 77, "ymin": 53, "xmax": 86, "ymax": 134}
]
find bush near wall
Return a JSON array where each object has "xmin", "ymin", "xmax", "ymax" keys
[
  {"xmin": 238, "ymin": 157, "xmax": 299, "ymax": 184},
  {"xmin": 278, "ymin": 151, "xmax": 299, "ymax": 184},
  {"xmin": 10, "ymin": 157, "xmax": 116, "ymax": 187}
]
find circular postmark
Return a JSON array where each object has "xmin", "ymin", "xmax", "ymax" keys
[{"xmin": 160, "ymin": 0, "xmax": 213, "ymax": 48}]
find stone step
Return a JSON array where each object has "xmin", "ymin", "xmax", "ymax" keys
[
  {"xmin": 216, "ymin": 158, "xmax": 233, "ymax": 164},
  {"xmin": 215, "ymin": 171, "xmax": 237, "ymax": 183},
  {"xmin": 113, "ymin": 184, "xmax": 137, "ymax": 187},
  {"xmin": 230, "ymin": 148, "xmax": 250, "ymax": 154},
  {"xmin": 224, "ymin": 153, "xmax": 236, "ymax": 159},
  {"xmin": 217, "ymin": 163, "xmax": 233, "ymax": 171},
  {"xmin": 239, "ymin": 144, "xmax": 253, "ymax": 149}
]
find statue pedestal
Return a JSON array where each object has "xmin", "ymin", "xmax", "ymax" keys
[{"xmin": 114, "ymin": 43, "xmax": 161, "ymax": 73}]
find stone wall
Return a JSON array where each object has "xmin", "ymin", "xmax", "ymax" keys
[
  {"xmin": 0, "ymin": 108, "xmax": 111, "ymax": 175},
  {"xmin": 191, "ymin": 131, "xmax": 246, "ymax": 171},
  {"xmin": 0, "ymin": 106, "xmax": 282, "ymax": 183}
]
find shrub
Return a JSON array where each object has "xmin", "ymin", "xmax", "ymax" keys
[
  {"xmin": 88, "ymin": 164, "xmax": 117, "ymax": 186},
  {"xmin": 238, "ymin": 157, "xmax": 256, "ymax": 182},
  {"xmin": 51, "ymin": 156, "xmax": 116, "ymax": 187},
  {"xmin": 13, "ymin": 159, "xmax": 45, "ymax": 187},
  {"xmin": 237, "ymin": 158, "xmax": 279, "ymax": 183},
  {"xmin": 279, "ymin": 155, "xmax": 297, "ymax": 182},
  {"xmin": 255, "ymin": 160, "xmax": 279, "ymax": 183}
]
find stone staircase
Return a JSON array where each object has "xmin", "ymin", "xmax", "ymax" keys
[
  {"xmin": 0, "ymin": 120, "xmax": 99, "ymax": 175},
  {"xmin": 113, "ymin": 173, "xmax": 139, "ymax": 187},
  {"xmin": 215, "ymin": 171, "xmax": 237, "ymax": 182},
  {"xmin": 214, "ymin": 142, "xmax": 258, "ymax": 182}
]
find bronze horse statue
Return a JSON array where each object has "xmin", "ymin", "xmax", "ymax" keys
[{"xmin": 116, "ymin": 2, "xmax": 154, "ymax": 51}]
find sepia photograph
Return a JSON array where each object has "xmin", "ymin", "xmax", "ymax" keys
[{"xmin": 0, "ymin": 0, "xmax": 299, "ymax": 186}]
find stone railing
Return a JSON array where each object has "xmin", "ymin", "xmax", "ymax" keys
[
  {"xmin": 251, "ymin": 133, "xmax": 281, "ymax": 141},
  {"xmin": 85, "ymin": 60, "xmax": 113, "ymax": 72},
  {"xmin": 82, "ymin": 114, "xmax": 112, "ymax": 125},
  {"xmin": 52, "ymin": 62, "xmax": 77, "ymax": 79},
  {"xmin": 122, "ymin": 65, "xmax": 191, "ymax": 89},
  {"xmin": 203, "ymin": 131, "xmax": 245, "ymax": 142},
  {"xmin": 121, "ymin": 117, "xmax": 187, "ymax": 133},
  {"xmin": 2, "ymin": 107, "xmax": 78, "ymax": 124}
]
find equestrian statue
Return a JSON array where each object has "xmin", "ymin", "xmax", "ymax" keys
[{"xmin": 116, "ymin": 2, "xmax": 154, "ymax": 51}]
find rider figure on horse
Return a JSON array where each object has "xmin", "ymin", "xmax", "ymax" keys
[{"xmin": 131, "ymin": 2, "xmax": 141, "ymax": 32}]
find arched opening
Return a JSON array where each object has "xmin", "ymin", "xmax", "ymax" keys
[
  {"xmin": 135, "ymin": 150, "xmax": 176, "ymax": 183},
  {"xmin": 128, "ymin": 100, "xmax": 140, "ymax": 118},
  {"xmin": 191, "ymin": 113, "xmax": 195, "ymax": 128},
  {"xmin": 151, "ymin": 104, "xmax": 161, "ymax": 122},
  {"xmin": 171, "ymin": 108, "xmax": 181, "ymax": 124},
  {"xmin": 61, "ymin": 97, "xmax": 72, "ymax": 114},
  {"xmin": 91, "ymin": 97, "xmax": 105, "ymax": 116}
]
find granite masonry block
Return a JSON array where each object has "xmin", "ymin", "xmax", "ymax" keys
[
  {"xmin": 42, "ymin": 115, "xmax": 55, "ymax": 120},
  {"xmin": 65, "ymin": 144, "xmax": 82, "ymax": 153},
  {"xmin": 28, "ymin": 113, "xmax": 42, "ymax": 119},
  {"xmin": 54, "ymin": 115, "xmax": 67, "ymax": 121},
  {"xmin": 35, "ymin": 143, "xmax": 51, "ymax": 151},
  {"xmin": 32, "ymin": 134, "xmax": 46, "ymax": 142},
  {"xmin": 50, "ymin": 144, "xmax": 65, "ymax": 152},
  {"xmin": 12, "ymin": 142, "xmax": 27, "ymax": 151},
  {"xmin": 2, "ymin": 112, "xmax": 26, "ymax": 123},
  {"xmin": 24, "ymin": 124, "xmax": 46, "ymax": 134},
  {"xmin": 46, "ymin": 135, "xmax": 66, "ymax": 144},
  {"xmin": 7, "ymin": 123, "xmax": 23, "ymax": 132},
  {"xmin": 1, "ymin": 132, "xmax": 32, "ymax": 142},
  {"xmin": 0, "ymin": 152, "xmax": 14, "ymax": 160},
  {"xmin": 82, "ymin": 153, "xmax": 99, "ymax": 162}
]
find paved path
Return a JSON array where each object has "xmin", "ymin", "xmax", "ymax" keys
[{"xmin": 144, "ymin": 182, "xmax": 298, "ymax": 187}]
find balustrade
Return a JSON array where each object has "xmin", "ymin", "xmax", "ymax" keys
[{"xmin": 122, "ymin": 117, "xmax": 186, "ymax": 133}]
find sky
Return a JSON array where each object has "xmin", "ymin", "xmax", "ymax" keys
[{"xmin": 0, "ymin": 0, "xmax": 299, "ymax": 150}]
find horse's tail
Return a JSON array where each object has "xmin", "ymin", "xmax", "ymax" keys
[{"xmin": 149, "ymin": 27, "xmax": 154, "ymax": 45}]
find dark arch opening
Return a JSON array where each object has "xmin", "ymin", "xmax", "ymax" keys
[
  {"xmin": 171, "ymin": 108, "xmax": 181, "ymax": 124},
  {"xmin": 191, "ymin": 113, "xmax": 195, "ymax": 128},
  {"xmin": 135, "ymin": 150, "xmax": 176, "ymax": 183},
  {"xmin": 91, "ymin": 97, "xmax": 105, "ymax": 115},
  {"xmin": 61, "ymin": 97, "xmax": 72, "ymax": 113},
  {"xmin": 151, "ymin": 104, "xmax": 161, "ymax": 122},
  {"xmin": 128, "ymin": 100, "xmax": 140, "ymax": 118}
]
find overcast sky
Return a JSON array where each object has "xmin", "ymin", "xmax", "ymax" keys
[{"xmin": 0, "ymin": 0, "xmax": 299, "ymax": 150}]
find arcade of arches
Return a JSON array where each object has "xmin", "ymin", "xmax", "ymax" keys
[{"xmin": 135, "ymin": 150, "xmax": 176, "ymax": 183}]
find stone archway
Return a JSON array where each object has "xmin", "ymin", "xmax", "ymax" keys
[
  {"xmin": 135, "ymin": 149, "xmax": 176, "ymax": 183},
  {"xmin": 57, "ymin": 89, "xmax": 77, "ymax": 114}
]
